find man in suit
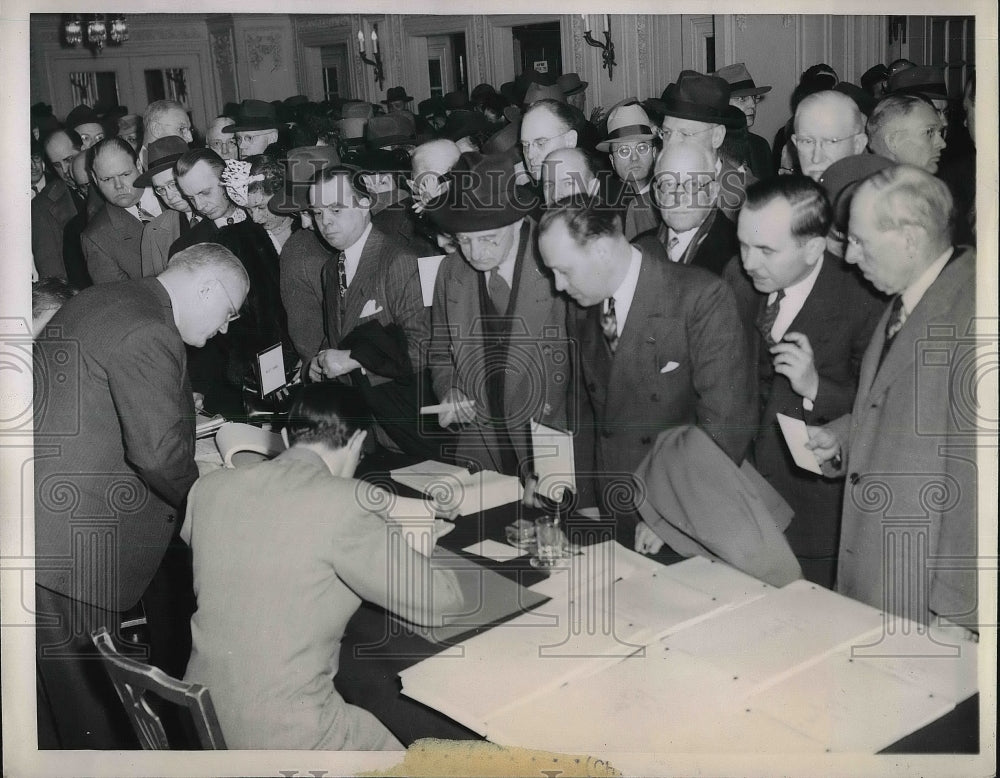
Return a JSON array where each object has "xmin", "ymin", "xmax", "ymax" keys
[
  {"xmin": 725, "ymin": 176, "xmax": 883, "ymax": 587},
  {"xmin": 645, "ymin": 142, "xmax": 738, "ymax": 276},
  {"xmin": 135, "ymin": 136, "xmax": 195, "ymax": 277},
  {"xmin": 34, "ymin": 243, "xmax": 249, "ymax": 748},
  {"xmin": 307, "ymin": 166, "xmax": 432, "ymax": 457},
  {"xmin": 181, "ymin": 384, "xmax": 463, "ymax": 750},
  {"xmin": 596, "ymin": 102, "xmax": 661, "ymax": 239},
  {"xmin": 520, "ymin": 99, "xmax": 580, "ymax": 185},
  {"xmin": 791, "ymin": 91, "xmax": 869, "ymax": 182},
  {"xmin": 426, "ymin": 151, "xmax": 569, "ymax": 481},
  {"xmin": 81, "ymin": 138, "xmax": 153, "ymax": 283},
  {"xmin": 139, "ymin": 99, "xmax": 193, "ymax": 170},
  {"xmin": 808, "ymin": 165, "xmax": 978, "ymax": 635},
  {"xmin": 716, "ymin": 63, "xmax": 774, "ymax": 181},
  {"xmin": 32, "ymin": 129, "xmax": 84, "ymax": 280},
  {"xmin": 867, "ymin": 93, "xmax": 947, "ymax": 174},
  {"xmin": 540, "ymin": 147, "xmax": 602, "ymax": 205},
  {"xmin": 538, "ymin": 198, "xmax": 755, "ymax": 549}
]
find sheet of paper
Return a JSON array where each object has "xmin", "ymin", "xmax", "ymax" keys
[
  {"xmin": 776, "ymin": 412, "xmax": 823, "ymax": 474},
  {"xmin": 463, "ymin": 539, "xmax": 525, "ymax": 561},
  {"xmin": 417, "ymin": 255, "xmax": 446, "ymax": 307},
  {"xmin": 529, "ymin": 419, "xmax": 576, "ymax": 500},
  {"xmin": 256, "ymin": 342, "xmax": 286, "ymax": 396},
  {"xmin": 385, "ymin": 495, "xmax": 437, "ymax": 555}
]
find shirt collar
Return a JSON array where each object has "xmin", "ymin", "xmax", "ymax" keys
[
  {"xmin": 901, "ymin": 247, "xmax": 953, "ymax": 315},
  {"xmin": 609, "ymin": 244, "xmax": 642, "ymax": 307},
  {"xmin": 774, "ymin": 254, "xmax": 824, "ymax": 306}
]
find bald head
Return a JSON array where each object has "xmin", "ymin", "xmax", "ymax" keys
[
  {"xmin": 206, "ymin": 116, "xmax": 237, "ymax": 160},
  {"xmin": 654, "ymin": 142, "xmax": 720, "ymax": 232},
  {"xmin": 70, "ymin": 151, "xmax": 90, "ymax": 189},
  {"xmin": 410, "ymin": 139, "xmax": 461, "ymax": 206},
  {"xmin": 541, "ymin": 147, "xmax": 600, "ymax": 205},
  {"xmin": 791, "ymin": 91, "xmax": 868, "ymax": 181}
]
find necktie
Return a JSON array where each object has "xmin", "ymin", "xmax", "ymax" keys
[
  {"xmin": 666, "ymin": 233, "xmax": 681, "ymax": 262},
  {"xmin": 878, "ymin": 295, "xmax": 905, "ymax": 368},
  {"xmin": 136, "ymin": 205, "xmax": 155, "ymax": 223},
  {"xmin": 336, "ymin": 251, "xmax": 348, "ymax": 328},
  {"xmin": 757, "ymin": 289, "xmax": 785, "ymax": 347},
  {"xmin": 488, "ymin": 269, "xmax": 511, "ymax": 314},
  {"xmin": 600, "ymin": 298, "xmax": 619, "ymax": 354}
]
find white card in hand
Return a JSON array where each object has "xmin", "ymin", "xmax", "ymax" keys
[
  {"xmin": 530, "ymin": 419, "xmax": 576, "ymax": 500},
  {"xmin": 776, "ymin": 413, "xmax": 823, "ymax": 475},
  {"xmin": 417, "ymin": 255, "xmax": 446, "ymax": 307}
]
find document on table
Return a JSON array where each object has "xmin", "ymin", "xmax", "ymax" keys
[
  {"xmin": 390, "ymin": 460, "xmax": 523, "ymax": 517},
  {"xmin": 383, "ymin": 495, "xmax": 437, "ymax": 556},
  {"xmin": 529, "ymin": 419, "xmax": 575, "ymax": 501},
  {"xmin": 776, "ymin": 412, "xmax": 823, "ymax": 474},
  {"xmin": 417, "ymin": 255, "xmax": 446, "ymax": 307}
]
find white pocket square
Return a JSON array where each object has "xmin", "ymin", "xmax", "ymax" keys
[
  {"xmin": 360, "ymin": 299, "xmax": 383, "ymax": 318},
  {"xmin": 660, "ymin": 361, "xmax": 680, "ymax": 373}
]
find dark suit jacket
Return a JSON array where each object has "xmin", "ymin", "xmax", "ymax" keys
[
  {"xmin": 577, "ymin": 242, "xmax": 756, "ymax": 506},
  {"xmin": 835, "ymin": 248, "xmax": 978, "ymax": 628},
  {"xmin": 31, "ymin": 177, "xmax": 79, "ymax": 280},
  {"xmin": 280, "ymin": 228, "xmax": 332, "ymax": 364},
  {"xmin": 371, "ymin": 189, "xmax": 439, "ymax": 256},
  {"xmin": 725, "ymin": 254, "xmax": 883, "ymax": 572},
  {"xmin": 81, "ymin": 203, "xmax": 144, "ymax": 284},
  {"xmin": 429, "ymin": 219, "xmax": 572, "ymax": 473},
  {"xmin": 642, "ymin": 205, "xmax": 738, "ymax": 276},
  {"xmin": 34, "ymin": 278, "xmax": 199, "ymax": 612}
]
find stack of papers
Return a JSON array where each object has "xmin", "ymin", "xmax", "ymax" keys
[{"xmin": 390, "ymin": 460, "xmax": 523, "ymax": 518}]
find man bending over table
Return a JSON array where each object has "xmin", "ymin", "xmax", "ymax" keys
[{"xmin": 181, "ymin": 384, "xmax": 464, "ymax": 749}]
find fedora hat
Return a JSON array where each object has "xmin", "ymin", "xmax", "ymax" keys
[
  {"xmin": 222, "ymin": 99, "xmax": 278, "ymax": 133},
  {"xmin": 365, "ymin": 113, "xmax": 416, "ymax": 149},
  {"xmin": 557, "ymin": 73, "xmax": 588, "ymax": 96},
  {"xmin": 417, "ymin": 97, "xmax": 446, "ymax": 118},
  {"xmin": 133, "ymin": 136, "xmax": 190, "ymax": 187},
  {"xmin": 660, "ymin": 70, "xmax": 731, "ymax": 124},
  {"xmin": 714, "ymin": 63, "xmax": 771, "ymax": 98},
  {"xmin": 441, "ymin": 109, "xmax": 489, "ymax": 142},
  {"xmin": 427, "ymin": 151, "xmax": 534, "ymax": 233},
  {"xmin": 443, "ymin": 90, "xmax": 471, "ymax": 111},
  {"xmin": 65, "ymin": 104, "xmax": 101, "ymax": 129},
  {"xmin": 888, "ymin": 65, "xmax": 948, "ymax": 99},
  {"xmin": 819, "ymin": 153, "xmax": 896, "ymax": 241},
  {"xmin": 341, "ymin": 101, "xmax": 375, "ymax": 120},
  {"xmin": 470, "ymin": 83, "xmax": 497, "ymax": 103},
  {"xmin": 337, "ymin": 117, "xmax": 368, "ymax": 148},
  {"xmin": 524, "ymin": 82, "xmax": 567, "ymax": 107},
  {"xmin": 382, "ymin": 86, "xmax": 415, "ymax": 104},
  {"xmin": 482, "ymin": 120, "xmax": 521, "ymax": 156},
  {"xmin": 861, "ymin": 64, "xmax": 889, "ymax": 91},
  {"xmin": 268, "ymin": 144, "xmax": 342, "ymax": 214},
  {"xmin": 595, "ymin": 103, "xmax": 656, "ymax": 152}
]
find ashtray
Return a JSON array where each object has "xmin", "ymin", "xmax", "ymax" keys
[{"xmin": 505, "ymin": 519, "xmax": 535, "ymax": 548}]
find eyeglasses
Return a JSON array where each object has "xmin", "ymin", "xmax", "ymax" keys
[
  {"xmin": 153, "ymin": 180, "xmax": 180, "ymax": 197},
  {"xmin": 660, "ymin": 125, "xmax": 715, "ymax": 142},
  {"xmin": 236, "ymin": 132, "xmax": 272, "ymax": 147},
  {"xmin": 612, "ymin": 142, "xmax": 653, "ymax": 158},
  {"xmin": 653, "ymin": 177, "xmax": 717, "ymax": 199},
  {"xmin": 521, "ymin": 130, "xmax": 571, "ymax": 154},
  {"xmin": 792, "ymin": 133, "xmax": 859, "ymax": 153},
  {"xmin": 453, "ymin": 233, "xmax": 502, "ymax": 249},
  {"xmin": 215, "ymin": 279, "xmax": 241, "ymax": 323},
  {"xmin": 209, "ymin": 139, "xmax": 235, "ymax": 154},
  {"xmin": 157, "ymin": 122, "xmax": 192, "ymax": 139},
  {"xmin": 730, "ymin": 95, "xmax": 761, "ymax": 107}
]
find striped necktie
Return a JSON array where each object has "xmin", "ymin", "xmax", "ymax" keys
[
  {"xmin": 488, "ymin": 269, "xmax": 511, "ymax": 314},
  {"xmin": 600, "ymin": 298, "xmax": 619, "ymax": 354},
  {"xmin": 877, "ymin": 295, "xmax": 905, "ymax": 368},
  {"xmin": 757, "ymin": 289, "xmax": 785, "ymax": 347}
]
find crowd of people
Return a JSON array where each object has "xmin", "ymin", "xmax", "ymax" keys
[{"xmin": 31, "ymin": 54, "xmax": 979, "ymax": 751}]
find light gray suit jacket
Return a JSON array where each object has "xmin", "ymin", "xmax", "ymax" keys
[{"xmin": 82, "ymin": 202, "xmax": 144, "ymax": 283}]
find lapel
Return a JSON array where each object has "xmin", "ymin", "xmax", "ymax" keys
[
  {"xmin": 604, "ymin": 248, "xmax": 659, "ymax": 405},
  {"xmin": 107, "ymin": 203, "xmax": 144, "ymax": 244},
  {"xmin": 784, "ymin": 255, "xmax": 843, "ymax": 335},
  {"xmin": 342, "ymin": 225, "xmax": 385, "ymax": 332},
  {"xmin": 508, "ymin": 221, "xmax": 553, "ymax": 337},
  {"xmin": 679, "ymin": 207, "xmax": 718, "ymax": 266}
]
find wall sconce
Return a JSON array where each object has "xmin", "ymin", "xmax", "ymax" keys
[
  {"xmin": 582, "ymin": 14, "xmax": 616, "ymax": 81},
  {"xmin": 62, "ymin": 14, "xmax": 128, "ymax": 53},
  {"xmin": 358, "ymin": 25, "xmax": 385, "ymax": 91},
  {"xmin": 889, "ymin": 16, "xmax": 908, "ymax": 45}
]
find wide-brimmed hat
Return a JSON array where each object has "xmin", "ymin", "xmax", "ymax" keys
[
  {"xmin": 482, "ymin": 120, "xmax": 521, "ymax": 155},
  {"xmin": 66, "ymin": 104, "xmax": 101, "ymax": 129},
  {"xmin": 268, "ymin": 145, "xmax": 342, "ymax": 214},
  {"xmin": 860, "ymin": 64, "xmax": 889, "ymax": 91},
  {"xmin": 382, "ymin": 86, "xmax": 415, "ymax": 104},
  {"xmin": 426, "ymin": 151, "xmax": 535, "ymax": 233},
  {"xmin": 524, "ymin": 82, "xmax": 567, "ymax": 106},
  {"xmin": 714, "ymin": 63, "xmax": 771, "ymax": 98},
  {"xmin": 595, "ymin": 103, "xmax": 656, "ymax": 152},
  {"xmin": 337, "ymin": 117, "xmax": 368, "ymax": 148},
  {"xmin": 557, "ymin": 73, "xmax": 588, "ymax": 96},
  {"xmin": 133, "ymin": 136, "xmax": 190, "ymax": 187},
  {"xmin": 441, "ymin": 109, "xmax": 489, "ymax": 142},
  {"xmin": 470, "ymin": 83, "xmax": 497, "ymax": 103},
  {"xmin": 117, "ymin": 113, "xmax": 141, "ymax": 134},
  {"xmin": 349, "ymin": 147, "xmax": 410, "ymax": 175},
  {"xmin": 341, "ymin": 101, "xmax": 375, "ymax": 120},
  {"xmin": 443, "ymin": 91, "xmax": 471, "ymax": 111},
  {"xmin": 222, "ymin": 99, "xmax": 278, "ymax": 133},
  {"xmin": 660, "ymin": 70, "xmax": 732, "ymax": 124},
  {"xmin": 888, "ymin": 65, "xmax": 948, "ymax": 99},
  {"xmin": 819, "ymin": 153, "xmax": 896, "ymax": 235},
  {"xmin": 417, "ymin": 97, "xmax": 446, "ymax": 119},
  {"xmin": 365, "ymin": 112, "xmax": 416, "ymax": 148}
]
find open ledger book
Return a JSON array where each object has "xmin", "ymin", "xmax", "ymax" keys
[{"xmin": 389, "ymin": 460, "xmax": 523, "ymax": 518}]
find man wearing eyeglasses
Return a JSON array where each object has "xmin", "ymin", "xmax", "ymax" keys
[
  {"xmin": 645, "ymin": 142, "xmax": 738, "ymax": 276},
  {"xmin": 867, "ymin": 94, "xmax": 947, "ymax": 174},
  {"xmin": 134, "ymin": 136, "xmax": 197, "ymax": 277},
  {"xmin": 139, "ymin": 99, "xmax": 193, "ymax": 170},
  {"xmin": 34, "ymin": 243, "xmax": 249, "ymax": 749},
  {"xmin": 659, "ymin": 70, "xmax": 754, "ymax": 221},
  {"xmin": 223, "ymin": 99, "xmax": 280, "ymax": 160},
  {"xmin": 597, "ymin": 102, "xmax": 660, "ymax": 240},
  {"xmin": 791, "ymin": 91, "xmax": 869, "ymax": 182},
  {"xmin": 520, "ymin": 99, "xmax": 580, "ymax": 185},
  {"xmin": 716, "ymin": 63, "xmax": 774, "ymax": 181},
  {"xmin": 205, "ymin": 116, "xmax": 238, "ymax": 161}
]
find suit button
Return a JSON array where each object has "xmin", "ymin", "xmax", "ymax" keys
[
  {"xmin": 650, "ymin": 393, "xmax": 659, "ymax": 402},
  {"xmin": 849, "ymin": 473, "xmax": 860, "ymax": 485},
  {"xmin": 640, "ymin": 436, "xmax": 652, "ymax": 445},
  {"xmin": 166, "ymin": 513, "xmax": 175, "ymax": 524}
]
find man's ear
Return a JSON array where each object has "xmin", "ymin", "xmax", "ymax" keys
[
  {"xmin": 803, "ymin": 235, "xmax": 826, "ymax": 265},
  {"xmin": 711, "ymin": 124, "xmax": 726, "ymax": 150},
  {"xmin": 564, "ymin": 129, "xmax": 578, "ymax": 149},
  {"xmin": 852, "ymin": 133, "xmax": 869, "ymax": 155}
]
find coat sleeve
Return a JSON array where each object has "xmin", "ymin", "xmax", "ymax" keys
[
  {"xmin": 105, "ymin": 323, "xmax": 199, "ymax": 509},
  {"xmin": 82, "ymin": 229, "xmax": 130, "ymax": 284},
  {"xmin": 382, "ymin": 246, "xmax": 429, "ymax": 378},
  {"xmin": 688, "ymin": 275, "xmax": 756, "ymax": 463},
  {"xmin": 428, "ymin": 257, "xmax": 457, "ymax": 403}
]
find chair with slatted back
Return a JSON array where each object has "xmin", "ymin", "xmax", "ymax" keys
[{"xmin": 90, "ymin": 627, "xmax": 227, "ymax": 749}]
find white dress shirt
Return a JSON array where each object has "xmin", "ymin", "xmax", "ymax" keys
[
  {"xmin": 605, "ymin": 245, "xmax": 643, "ymax": 338},
  {"xmin": 768, "ymin": 256, "xmax": 825, "ymax": 343},
  {"xmin": 342, "ymin": 222, "xmax": 373, "ymax": 286},
  {"xmin": 901, "ymin": 247, "xmax": 953, "ymax": 326}
]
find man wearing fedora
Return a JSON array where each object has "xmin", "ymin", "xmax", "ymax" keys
[
  {"xmin": 596, "ymin": 102, "xmax": 660, "ymax": 240},
  {"xmin": 223, "ymin": 99, "xmax": 280, "ymax": 160},
  {"xmin": 558, "ymin": 73, "xmax": 589, "ymax": 113},
  {"xmin": 716, "ymin": 63, "xmax": 773, "ymax": 181},
  {"xmin": 382, "ymin": 86, "xmax": 418, "ymax": 134},
  {"xmin": 135, "ymin": 136, "xmax": 197, "ymax": 277},
  {"xmin": 426, "ymin": 151, "xmax": 570, "ymax": 480},
  {"xmin": 65, "ymin": 104, "xmax": 105, "ymax": 150},
  {"xmin": 307, "ymin": 166, "xmax": 434, "ymax": 457},
  {"xmin": 659, "ymin": 70, "xmax": 753, "ymax": 221}
]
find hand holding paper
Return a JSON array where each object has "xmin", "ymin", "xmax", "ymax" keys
[
  {"xmin": 775, "ymin": 413, "xmax": 824, "ymax": 475},
  {"xmin": 437, "ymin": 389, "xmax": 477, "ymax": 427}
]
